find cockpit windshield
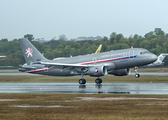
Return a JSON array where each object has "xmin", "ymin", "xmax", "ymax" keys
[{"xmin": 140, "ymin": 51, "xmax": 150, "ymax": 55}]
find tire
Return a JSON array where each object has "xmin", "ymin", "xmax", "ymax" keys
[
  {"xmin": 135, "ymin": 74, "xmax": 140, "ymax": 78},
  {"xmin": 79, "ymin": 79, "xmax": 86, "ymax": 84},
  {"xmin": 95, "ymin": 79, "xmax": 99, "ymax": 84},
  {"xmin": 95, "ymin": 78, "xmax": 102, "ymax": 84}
]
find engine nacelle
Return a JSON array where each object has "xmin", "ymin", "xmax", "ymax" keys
[
  {"xmin": 108, "ymin": 68, "xmax": 130, "ymax": 76},
  {"xmin": 89, "ymin": 66, "xmax": 107, "ymax": 77}
]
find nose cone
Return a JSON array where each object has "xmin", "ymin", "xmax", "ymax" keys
[{"xmin": 151, "ymin": 54, "xmax": 158, "ymax": 63}]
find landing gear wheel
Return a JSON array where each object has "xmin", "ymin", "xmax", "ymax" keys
[
  {"xmin": 135, "ymin": 74, "xmax": 140, "ymax": 78},
  {"xmin": 134, "ymin": 66, "xmax": 140, "ymax": 78},
  {"xmin": 79, "ymin": 79, "xmax": 86, "ymax": 84},
  {"xmin": 95, "ymin": 78, "xmax": 102, "ymax": 84}
]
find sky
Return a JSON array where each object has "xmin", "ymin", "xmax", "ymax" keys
[{"xmin": 0, "ymin": 0, "xmax": 168, "ymax": 40}]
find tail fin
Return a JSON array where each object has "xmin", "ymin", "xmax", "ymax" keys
[
  {"xmin": 95, "ymin": 44, "xmax": 102, "ymax": 54},
  {"xmin": 156, "ymin": 53, "xmax": 168, "ymax": 63},
  {"xmin": 19, "ymin": 38, "xmax": 47, "ymax": 65}
]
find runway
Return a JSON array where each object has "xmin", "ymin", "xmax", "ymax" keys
[
  {"xmin": 0, "ymin": 70, "xmax": 168, "ymax": 94},
  {"xmin": 0, "ymin": 83, "xmax": 168, "ymax": 95}
]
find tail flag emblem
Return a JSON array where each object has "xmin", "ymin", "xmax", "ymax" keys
[{"xmin": 26, "ymin": 47, "xmax": 33, "ymax": 57}]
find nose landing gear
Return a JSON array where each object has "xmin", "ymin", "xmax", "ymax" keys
[
  {"xmin": 135, "ymin": 73, "xmax": 140, "ymax": 78},
  {"xmin": 134, "ymin": 66, "xmax": 140, "ymax": 78}
]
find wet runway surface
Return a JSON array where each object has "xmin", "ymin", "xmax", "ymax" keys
[
  {"xmin": 0, "ymin": 83, "xmax": 168, "ymax": 95},
  {"xmin": 0, "ymin": 70, "xmax": 168, "ymax": 94}
]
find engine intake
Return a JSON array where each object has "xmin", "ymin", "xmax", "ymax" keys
[{"xmin": 89, "ymin": 66, "xmax": 107, "ymax": 77}]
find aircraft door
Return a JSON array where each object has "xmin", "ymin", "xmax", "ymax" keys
[
  {"xmin": 129, "ymin": 50, "xmax": 134, "ymax": 60},
  {"xmin": 93, "ymin": 57, "xmax": 97, "ymax": 64}
]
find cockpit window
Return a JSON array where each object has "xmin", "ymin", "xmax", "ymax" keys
[{"xmin": 140, "ymin": 51, "xmax": 150, "ymax": 55}]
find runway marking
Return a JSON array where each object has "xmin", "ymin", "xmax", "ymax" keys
[
  {"xmin": 0, "ymin": 99, "xmax": 20, "ymax": 101},
  {"xmin": 11, "ymin": 105, "xmax": 72, "ymax": 108}
]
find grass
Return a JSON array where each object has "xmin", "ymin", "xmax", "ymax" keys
[{"xmin": 0, "ymin": 93, "xmax": 168, "ymax": 120}]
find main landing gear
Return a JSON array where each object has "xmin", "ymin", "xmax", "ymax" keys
[
  {"xmin": 78, "ymin": 78, "xmax": 102, "ymax": 85},
  {"xmin": 134, "ymin": 66, "xmax": 140, "ymax": 78},
  {"xmin": 79, "ymin": 73, "xmax": 86, "ymax": 84},
  {"xmin": 95, "ymin": 77, "xmax": 102, "ymax": 84},
  {"xmin": 78, "ymin": 73, "xmax": 102, "ymax": 85},
  {"xmin": 78, "ymin": 79, "xmax": 86, "ymax": 84}
]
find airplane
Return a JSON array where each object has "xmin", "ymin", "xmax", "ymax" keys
[
  {"xmin": 19, "ymin": 38, "xmax": 157, "ymax": 84},
  {"xmin": 95, "ymin": 44, "xmax": 102, "ymax": 54},
  {"xmin": 144, "ymin": 53, "xmax": 168, "ymax": 67},
  {"xmin": 0, "ymin": 56, "xmax": 6, "ymax": 58}
]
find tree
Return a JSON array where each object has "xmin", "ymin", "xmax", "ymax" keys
[
  {"xmin": 140, "ymin": 40, "xmax": 150, "ymax": 50},
  {"xmin": 24, "ymin": 34, "xmax": 34, "ymax": 41},
  {"xmin": 154, "ymin": 28, "xmax": 164, "ymax": 36},
  {"xmin": 64, "ymin": 46, "xmax": 71, "ymax": 56},
  {"xmin": 115, "ymin": 33, "xmax": 124, "ymax": 43},
  {"xmin": 57, "ymin": 43, "xmax": 67, "ymax": 51},
  {"xmin": 144, "ymin": 31, "xmax": 155, "ymax": 39},
  {"xmin": 110, "ymin": 32, "xmax": 116, "ymax": 44},
  {"xmin": 133, "ymin": 34, "xmax": 139, "ymax": 39},
  {"xmin": 53, "ymin": 49, "xmax": 64, "ymax": 57},
  {"xmin": 1, "ymin": 28, "xmax": 168, "ymax": 66},
  {"xmin": 81, "ymin": 42, "xmax": 91, "ymax": 54},
  {"xmin": 59, "ymin": 34, "xmax": 67, "ymax": 40}
]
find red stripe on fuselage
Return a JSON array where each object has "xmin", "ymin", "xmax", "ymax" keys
[{"xmin": 28, "ymin": 68, "xmax": 48, "ymax": 73}]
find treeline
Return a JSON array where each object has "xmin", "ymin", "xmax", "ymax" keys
[{"xmin": 0, "ymin": 28, "xmax": 168, "ymax": 67}]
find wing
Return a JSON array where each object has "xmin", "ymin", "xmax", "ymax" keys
[
  {"xmin": 34, "ymin": 61, "xmax": 90, "ymax": 73},
  {"xmin": 35, "ymin": 61, "xmax": 89, "ymax": 68}
]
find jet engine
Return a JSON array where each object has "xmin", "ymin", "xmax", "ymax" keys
[
  {"xmin": 108, "ymin": 68, "xmax": 130, "ymax": 76},
  {"xmin": 89, "ymin": 66, "xmax": 107, "ymax": 77}
]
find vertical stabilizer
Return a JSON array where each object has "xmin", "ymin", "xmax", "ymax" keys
[
  {"xmin": 19, "ymin": 38, "xmax": 47, "ymax": 65},
  {"xmin": 95, "ymin": 44, "xmax": 102, "ymax": 54},
  {"xmin": 156, "ymin": 53, "xmax": 168, "ymax": 64}
]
